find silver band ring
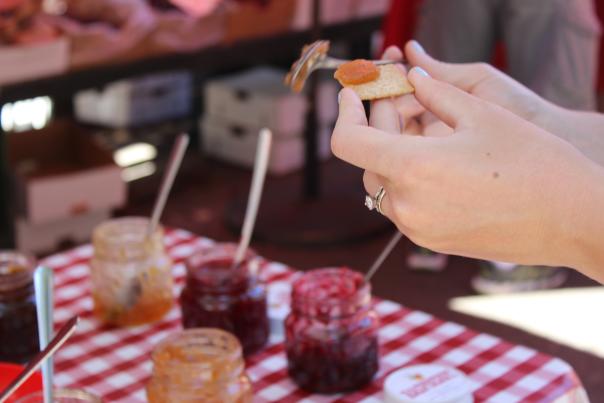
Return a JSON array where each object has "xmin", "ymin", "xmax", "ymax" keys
[
  {"xmin": 375, "ymin": 187, "xmax": 386, "ymax": 215},
  {"xmin": 365, "ymin": 186, "xmax": 386, "ymax": 214}
]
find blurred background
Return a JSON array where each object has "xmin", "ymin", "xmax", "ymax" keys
[{"xmin": 1, "ymin": 0, "xmax": 604, "ymax": 399}]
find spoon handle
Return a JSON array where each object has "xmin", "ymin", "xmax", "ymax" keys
[
  {"xmin": 0, "ymin": 316, "xmax": 79, "ymax": 403},
  {"xmin": 365, "ymin": 232, "xmax": 404, "ymax": 282},
  {"xmin": 34, "ymin": 266, "xmax": 54, "ymax": 403}
]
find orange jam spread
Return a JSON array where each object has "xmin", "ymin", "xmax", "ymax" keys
[{"xmin": 334, "ymin": 60, "xmax": 380, "ymax": 85}]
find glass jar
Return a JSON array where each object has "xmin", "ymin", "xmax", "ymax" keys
[
  {"xmin": 285, "ymin": 267, "xmax": 380, "ymax": 394},
  {"xmin": 90, "ymin": 217, "xmax": 173, "ymax": 326},
  {"xmin": 0, "ymin": 251, "xmax": 39, "ymax": 363},
  {"xmin": 146, "ymin": 328, "xmax": 253, "ymax": 403},
  {"xmin": 16, "ymin": 389, "xmax": 103, "ymax": 403},
  {"xmin": 179, "ymin": 243, "xmax": 269, "ymax": 356}
]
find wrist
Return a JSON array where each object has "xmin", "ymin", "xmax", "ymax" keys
[{"xmin": 555, "ymin": 159, "xmax": 604, "ymax": 282}]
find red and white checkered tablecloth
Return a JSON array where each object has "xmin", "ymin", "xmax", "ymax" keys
[{"xmin": 43, "ymin": 229, "xmax": 589, "ymax": 403}]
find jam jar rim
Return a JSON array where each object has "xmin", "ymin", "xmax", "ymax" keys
[
  {"xmin": 0, "ymin": 250, "xmax": 37, "ymax": 292},
  {"xmin": 92, "ymin": 216, "xmax": 164, "ymax": 261},
  {"xmin": 151, "ymin": 328, "xmax": 244, "ymax": 377},
  {"xmin": 291, "ymin": 267, "xmax": 371, "ymax": 319},
  {"xmin": 184, "ymin": 243, "xmax": 258, "ymax": 292}
]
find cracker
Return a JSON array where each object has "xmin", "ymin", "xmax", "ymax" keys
[{"xmin": 337, "ymin": 64, "xmax": 414, "ymax": 100}]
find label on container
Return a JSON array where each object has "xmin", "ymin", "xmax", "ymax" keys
[
  {"xmin": 384, "ymin": 365, "xmax": 473, "ymax": 403},
  {"xmin": 267, "ymin": 281, "xmax": 292, "ymax": 337}
]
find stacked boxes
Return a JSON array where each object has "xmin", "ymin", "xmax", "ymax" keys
[{"xmin": 202, "ymin": 67, "xmax": 334, "ymax": 175}]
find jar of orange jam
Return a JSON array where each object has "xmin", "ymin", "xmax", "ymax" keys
[
  {"xmin": 90, "ymin": 217, "xmax": 173, "ymax": 326},
  {"xmin": 146, "ymin": 328, "xmax": 253, "ymax": 403}
]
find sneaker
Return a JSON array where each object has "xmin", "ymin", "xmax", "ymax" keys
[{"xmin": 472, "ymin": 261, "xmax": 568, "ymax": 294}]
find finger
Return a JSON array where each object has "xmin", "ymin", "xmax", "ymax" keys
[
  {"xmin": 333, "ymin": 89, "xmax": 401, "ymax": 175},
  {"xmin": 369, "ymin": 99, "xmax": 401, "ymax": 134},
  {"xmin": 382, "ymin": 45, "xmax": 404, "ymax": 62},
  {"xmin": 369, "ymin": 46, "xmax": 407, "ymax": 134},
  {"xmin": 405, "ymin": 40, "xmax": 490, "ymax": 92},
  {"xmin": 363, "ymin": 171, "xmax": 394, "ymax": 220},
  {"xmin": 407, "ymin": 67, "xmax": 485, "ymax": 128},
  {"xmin": 393, "ymin": 94, "xmax": 425, "ymax": 121},
  {"xmin": 337, "ymin": 87, "xmax": 368, "ymax": 127}
]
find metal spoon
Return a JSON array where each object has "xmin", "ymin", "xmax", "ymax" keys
[
  {"xmin": 233, "ymin": 128, "xmax": 273, "ymax": 267},
  {"xmin": 0, "ymin": 317, "xmax": 79, "ymax": 403},
  {"xmin": 365, "ymin": 232, "xmax": 404, "ymax": 282},
  {"xmin": 285, "ymin": 40, "xmax": 396, "ymax": 92}
]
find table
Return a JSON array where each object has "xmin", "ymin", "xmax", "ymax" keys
[{"xmin": 45, "ymin": 229, "xmax": 589, "ymax": 402}]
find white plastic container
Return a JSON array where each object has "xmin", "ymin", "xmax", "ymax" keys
[
  {"xmin": 200, "ymin": 115, "xmax": 331, "ymax": 175},
  {"xmin": 384, "ymin": 365, "xmax": 473, "ymax": 403},
  {"xmin": 74, "ymin": 71, "xmax": 192, "ymax": 128},
  {"xmin": 204, "ymin": 67, "xmax": 308, "ymax": 137}
]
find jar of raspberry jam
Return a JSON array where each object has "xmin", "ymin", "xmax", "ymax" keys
[
  {"xmin": 179, "ymin": 244, "xmax": 269, "ymax": 356},
  {"xmin": 146, "ymin": 328, "xmax": 252, "ymax": 403},
  {"xmin": 285, "ymin": 267, "xmax": 379, "ymax": 394},
  {"xmin": 0, "ymin": 251, "xmax": 39, "ymax": 363}
]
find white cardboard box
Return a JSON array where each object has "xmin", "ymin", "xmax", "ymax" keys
[
  {"xmin": 201, "ymin": 116, "xmax": 331, "ymax": 175},
  {"xmin": 8, "ymin": 121, "xmax": 127, "ymax": 225},
  {"xmin": 0, "ymin": 37, "xmax": 69, "ymax": 86},
  {"xmin": 204, "ymin": 67, "xmax": 308, "ymax": 137},
  {"xmin": 16, "ymin": 209, "xmax": 111, "ymax": 255},
  {"xmin": 75, "ymin": 71, "xmax": 192, "ymax": 128}
]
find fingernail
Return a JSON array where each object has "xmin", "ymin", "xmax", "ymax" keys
[
  {"xmin": 411, "ymin": 40, "xmax": 425, "ymax": 54},
  {"xmin": 412, "ymin": 66, "xmax": 430, "ymax": 77},
  {"xmin": 338, "ymin": 89, "xmax": 343, "ymax": 104}
]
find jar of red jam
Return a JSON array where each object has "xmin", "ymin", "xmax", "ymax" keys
[
  {"xmin": 0, "ymin": 251, "xmax": 39, "ymax": 363},
  {"xmin": 179, "ymin": 244, "xmax": 268, "ymax": 356},
  {"xmin": 285, "ymin": 267, "xmax": 379, "ymax": 394},
  {"xmin": 90, "ymin": 217, "xmax": 173, "ymax": 327},
  {"xmin": 146, "ymin": 328, "xmax": 252, "ymax": 403}
]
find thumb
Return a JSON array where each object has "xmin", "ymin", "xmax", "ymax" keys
[
  {"xmin": 407, "ymin": 67, "xmax": 485, "ymax": 128},
  {"xmin": 335, "ymin": 88, "xmax": 368, "ymax": 128}
]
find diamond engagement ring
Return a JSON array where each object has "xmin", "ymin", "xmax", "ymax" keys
[{"xmin": 365, "ymin": 186, "xmax": 386, "ymax": 214}]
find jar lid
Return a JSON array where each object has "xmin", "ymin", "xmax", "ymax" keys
[{"xmin": 384, "ymin": 365, "xmax": 473, "ymax": 403}]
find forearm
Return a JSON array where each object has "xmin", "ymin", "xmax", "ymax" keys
[{"xmin": 540, "ymin": 104, "xmax": 604, "ymax": 167}]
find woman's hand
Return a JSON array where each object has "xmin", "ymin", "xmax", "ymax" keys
[
  {"xmin": 332, "ymin": 68, "xmax": 604, "ymax": 280},
  {"xmin": 403, "ymin": 40, "xmax": 560, "ymax": 134}
]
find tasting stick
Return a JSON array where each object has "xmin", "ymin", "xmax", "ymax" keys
[
  {"xmin": 233, "ymin": 128, "xmax": 273, "ymax": 267},
  {"xmin": 0, "ymin": 317, "xmax": 79, "ymax": 403},
  {"xmin": 365, "ymin": 232, "xmax": 404, "ymax": 282},
  {"xmin": 34, "ymin": 266, "xmax": 54, "ymax": 403},
  {"xmin": 147, "ymin": 133, "xmax": 190, "ymax": 237}
]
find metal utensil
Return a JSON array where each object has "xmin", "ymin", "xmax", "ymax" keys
[
  {"xmin": 365, "ymin": 232, "xmax": 404, "ymax": 282},
  {"xmin": 0, "ymin": 316, "xmax": 79, "ymax": 403},
  {"xmin": 147, "ymin": 133, "xmax": 190, "ymax": 237},
  {"xmin": 285, "ymin": 40, "xmax": 395, "ymax": 92},
  {"xmin": 233, "ymin": 128, "xmax": 273, "ymax": 267},
  {"xmin": 34, "ymin": 266, "xmax": 54, "ymax": 403}
]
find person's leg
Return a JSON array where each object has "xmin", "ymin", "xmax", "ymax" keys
[
  {"xmin": 415, "ymin": 0, "xmax": 498, "ymax": 63},
  {"xmin": 503, "ymin": 0, "xmax": 601, "ymax": 110}
]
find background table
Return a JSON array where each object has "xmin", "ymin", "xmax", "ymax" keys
[{"xmin": 44, "ymin": 229, "xmax": 588, "ymax": 402}]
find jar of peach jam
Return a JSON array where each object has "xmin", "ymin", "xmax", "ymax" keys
[
  {"xmin": 90, "ymin": 217, "xmax": 173, "ymax": 326},
  {"xmin": 146, "ymin": 328, "xmax": 253, "ymax": 403}
]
